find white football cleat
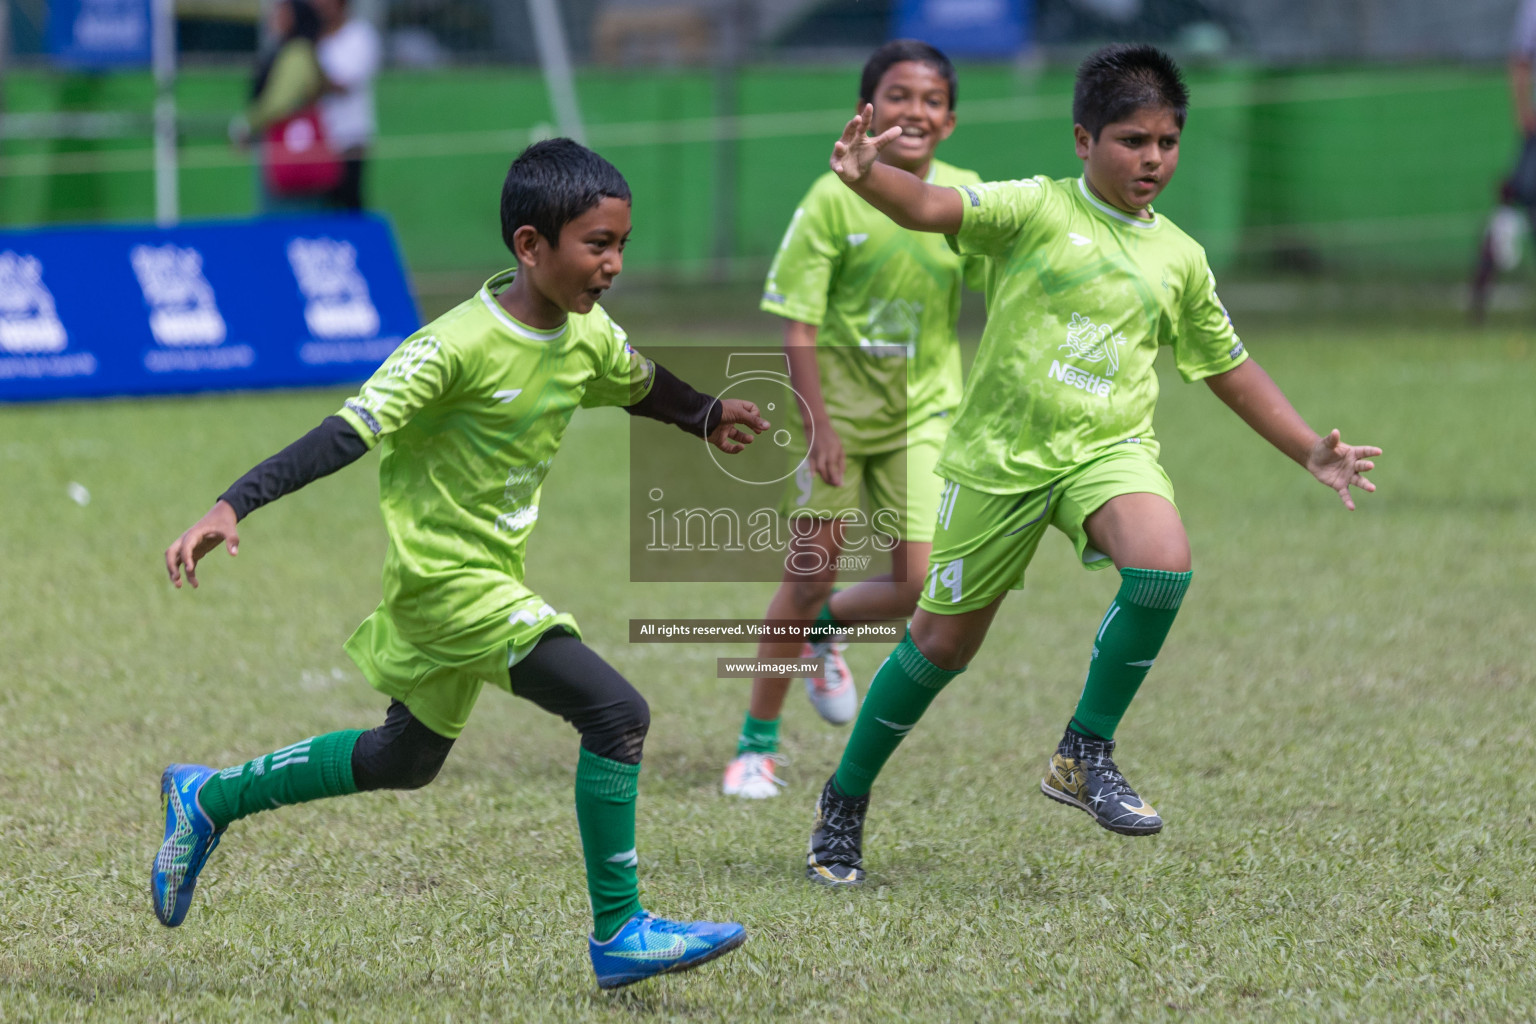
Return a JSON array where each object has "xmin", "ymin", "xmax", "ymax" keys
[
  {"xmin": 721, "ymin": 752, "xmax": 785, "ymax": 799},
  {"xmin": 803, "ymin": 639, "xmax": 857, "ymax": 725}
]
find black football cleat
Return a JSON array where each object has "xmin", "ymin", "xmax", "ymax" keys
[
  {"xmin": 806, "ymin": 775, "xmax": 868, "ymax": 886},
  {"xmin": 1040, "ymin": 729, "xmax": 1163, "ymax": 836}
]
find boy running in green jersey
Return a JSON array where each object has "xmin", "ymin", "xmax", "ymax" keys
[
  {"xmin": 155, "ymin": 139, "xmax": 768, "ymax": 988},
  {"xmin": 724, "ymin": 41, "xmax": 984, "ymax": 799},
  {"xmin": 806, "ymin": 44, "xmax": 1383, "ymax": 884}
]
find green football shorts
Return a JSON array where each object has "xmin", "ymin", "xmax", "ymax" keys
[
  {"xmin": 777, "ymin": 433, "xmax": 945, "ymax": 544},
  {"xmin": 917, "ymin": 443, "xmax": 1177, "ymax": 616},
  {"xmin": 343, "ymin": 592, "xmax": 581, "ymax": 739}
]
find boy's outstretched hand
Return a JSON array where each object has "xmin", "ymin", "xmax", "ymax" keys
[
  {"xmin": 831, "ymin": 104, "xmax": 902, "ymax": 185},
  {"xmin": 710, "ymin": 399, "xmax": 770, "ymax": 454},
  {"xmin": 166, "ymin": 499, "xmax": 239, "ymax": 589},
  {"xmin": 1306, "ymin": 429, "xmax": 1381, "ymax": 511}
]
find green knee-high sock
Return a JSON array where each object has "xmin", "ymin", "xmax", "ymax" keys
[
  {"xmin": 196, "ymin": 730, "xmax": 365, "ymax": 830},
  {"xmin": 833, "ymin": 631, "xmax": 964, "ymax": 797},
  {"xmin": 737, "ymin": 712, "xmax": 780, "ymax": 755},
  {"xmin": 575, "ymin": 748, "xmax": 645, "ymax": 942},
  {"xmin": 1071, "ymin": 567, "xmax": 1192, "ymax": 740}
]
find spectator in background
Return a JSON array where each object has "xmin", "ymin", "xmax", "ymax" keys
[
  {"xmin": 1511, "ymin": 0, "xmax": 1536, "ymax": 139},
  {"xmin": 315, "ymin": 0, "xmax": 382, "ymax": 211},
  {"xmin": 1471, "ymin": 0, "xmax": 1536, "ymax": 320},
  {"xmin": 241, "ymin": 0, "xmax": 330, "ymax": 212}
]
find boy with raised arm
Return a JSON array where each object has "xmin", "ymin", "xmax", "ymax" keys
[
  {"xmin": 156, "ymin": 139, "xmax": 765, "ymax": 988},
  {"xmin": 723, "ymin": 41, "xmax": 984, "ymax": 800},
  {"xmin": 805, "ymin": 45, "xmax": 1382, "ymax": 885}
]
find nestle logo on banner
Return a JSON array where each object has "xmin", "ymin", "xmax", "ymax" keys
[
  {"xmin": 73, "ymin": 0, "xmax": 147, "ymax": 50},
  {"xmin": 288, "ymin": 237, "xmax": 399, "ymax": 366},
  {"xmin": 0, "ymin": 214, "xmax": 417, "ymax": 401},
  {"xmin": 0, "ymin": 251, "xmax": 96, "ymax": 381},
  {"xmin": 130, "ymin": 244, "xmax": 254, "ymax": 374},
  {"xmin": 0, "ymin": 252, "xmax": 68, "ymax": 354},
  {"xmin": 131, "ymin": 245, "xmax": 226, "ymax": 347},
  {"xmin": 289, "ymin": 237, "xmax": 394, "ymax": 364}
]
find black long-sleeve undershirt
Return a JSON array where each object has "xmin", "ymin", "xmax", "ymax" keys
[
  {"xmin": 623, "ymin": 361, "xmax": 722, "ymax": 438},
  {"xmin": 218, "ymin": 362, "xmax": 721, "ymax": 521},
  {"xmin": 218, "ymin": 415, "xmax": 369, "ymax": 520}
]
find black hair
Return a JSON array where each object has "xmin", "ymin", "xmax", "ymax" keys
[
  {"xmin": 287, "ymin": 0, "xmax": 321, "ymax": 41},
  {"xmin": 251, "ymin": 1, "xmax": 322, "ymax": 100},
  {"xmin": 859, "ymin": 39, "xmax": 958, "ymax": 110},
  {"xmin": 1072, "ymin": 44, "xmax": 1188, "ymax": 140},
  {"xmin": 500, "ymin": 138, "xmax": 631, "ymax": 254}
]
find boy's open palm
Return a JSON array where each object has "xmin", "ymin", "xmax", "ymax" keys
[
  {"xmin": 166, "ymin": 500, "xmax": 239, "ymax": 589},
  {"xmin": 831, "ymin": 104, "xmax": 902, "ymax": 185},
  {"xmin": 710, "ymin": 399, "xmax": 770, "ymax": 454},
  {"xmin": 1306, "ymin": 429, "xmax": 1382, "ymax": 511}
]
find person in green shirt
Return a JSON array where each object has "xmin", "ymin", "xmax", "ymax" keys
[
  {"xmin": 724, "ymin": 41, "xmax": 985, "ymax": 800},
  {"xmin": 236, "ymin": 0, "xmax": 329, "ymax": 211},
  {"xmin": 805, "ymin": 44, "xmax": 1384, "ymax": 885},
  {"xmin": 153, "ymin": 139, "xmax": 767, "ymax": 989},
  {"xmin": 244, "ymin": 1, "xmax": 323, "ymax": 136}
]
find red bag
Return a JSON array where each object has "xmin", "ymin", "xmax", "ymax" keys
[{"xmin": 263, "ymin": 106, "xmax": 343, "ymax": 197}]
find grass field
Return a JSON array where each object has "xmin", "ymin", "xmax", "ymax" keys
[{"xmin": 1, "ymin": 318, "xmax": 1532, "ymax": 1022}]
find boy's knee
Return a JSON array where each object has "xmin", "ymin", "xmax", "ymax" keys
[
  {"xmin": 391, "ymin": 751, "xmax": 448, "ymax": 790},
  {"xmin": 354, "ymin": 738, "xmax": 451, "ymax": 791},
  {"xmin": 913, "ymin": 635, "xmax": 970, "ymax": 672},
  {"xmin": 616, "ymin": 688, "xmax": 650, "ymax": 736},
  {"xmin": 613, "ymin": 690, "xmax": 652, "ymax": 763},
  {"xmin": 1134, "ymin": 550, "xmax": 1191, "ymax": 574},
  {"xmin": 909, "ymin": 617, "xmax": 976, "ymax": 671},
  {"xmin": 786, "ymin": 578, "xmax": 835, "ymax": 611},
  {"xmin": 603, "ymin": 723, "xmax": 649, "ymax": 766},
  {"xmin": 581, "ymin": 689, "xmax": 650, "ymax": 765},
  {"xmin": 351, "ymin": 712, "xmax": 455, "ymax": 792}
]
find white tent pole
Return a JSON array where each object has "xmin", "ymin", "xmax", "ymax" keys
[
  {"xmin": 527, "ymin": 0, "xmax": 585, "ymax": 144},
  {"xmin": 152, "ymin": 0, "xmax": 178, "ymax": 226}
]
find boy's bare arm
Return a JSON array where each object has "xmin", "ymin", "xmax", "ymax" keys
[
  {"xmin": 783, "ymin": 319, "xmax": 844, "ymax": 487},
  {"xmin": 1204, "ymin": 357, "xmax": 1382, "ymax": 511},
  {"xmin": 830, "ymin": 104, "xmax": 963, "ymax": 234}
]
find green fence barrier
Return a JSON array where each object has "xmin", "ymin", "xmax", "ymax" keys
[{"xmin": 0, "ymin": 62, "xmax": 1515, "ymax": 279}]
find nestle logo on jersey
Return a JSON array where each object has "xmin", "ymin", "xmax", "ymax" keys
[
  {"xmin": 1048, "ymin": 359, "xmax": 1113, "ymax": 397},
  {"xmin": 1045, "ymin": 313, "xmax": 1123, "ymax": 398}
]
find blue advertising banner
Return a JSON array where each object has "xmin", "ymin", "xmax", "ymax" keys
[
  {"xmin": 894, "ymin": 0, "xmax": 1030, "ymax": 58},
  {"xmin": 47, "ymin": 0, "xmax": 152, "ymax": 68},
  {"xmin": 0, "ymin": 214, "xmax": 420, "ymax": 403}
]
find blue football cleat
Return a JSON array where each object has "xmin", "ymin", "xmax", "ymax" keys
[
  {"xmin": 151, "ymin": 764, "xmax": 226, "ymax": 927},
  {"xmin": 589, "ymin": 910, "xmax": 747, "ymax": 989}
]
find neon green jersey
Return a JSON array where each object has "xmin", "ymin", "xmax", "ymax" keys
[
  {"xmin": 761, "ymin": 160, "xmax": 984, "ymax": 453},
  {"xmin": 334, "ymin": 269, "xmax": 654, "ymax": 647},
  {"xmin": 941, "ymin": 174, "xmax": 1247, "ymax": 494}
]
